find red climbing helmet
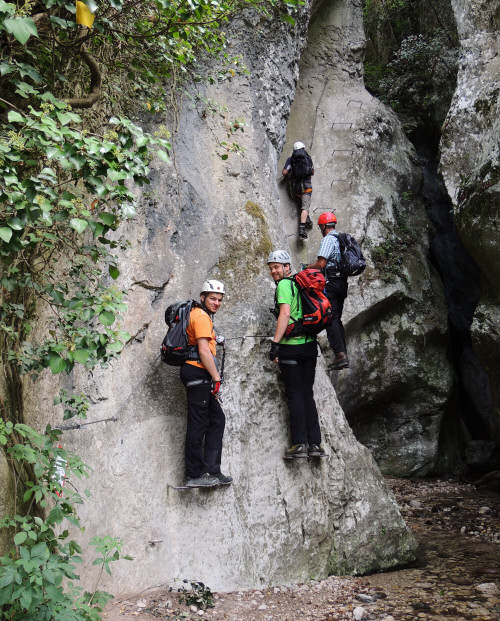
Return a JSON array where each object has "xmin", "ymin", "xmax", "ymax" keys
[{"xmin": 318, "ymin": 212, "xmax": 337, "ymax": 226}]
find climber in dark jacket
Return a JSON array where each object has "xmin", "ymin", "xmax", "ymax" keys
[{"xmin": 282, "ymin": 141, "xmax": 314, "ymax": 240}]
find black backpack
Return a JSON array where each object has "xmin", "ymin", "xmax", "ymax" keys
[
  {"xmin": 336, "ymin": 233, "xmax": 366, "ymax": 277},
  {"xmin": 161, "ymin": 300, "xmax": 201, "ymax": 366},
  {"xmin": 290, "ymin": 149, "xmax": 313, "ymax": 179}
]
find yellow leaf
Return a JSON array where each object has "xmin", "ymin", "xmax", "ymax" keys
[{"xmin": 76, "ymin": 1, "xmax": 95, "ymax": 28}]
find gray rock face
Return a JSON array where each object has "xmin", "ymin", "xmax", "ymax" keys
[
  {"xmin": 17, "ymin": 0, "xmax": 420, "ymax": 595},
  {"xmin": 279, "ymin": 0, "xmax": 452, "ymax": 476},
  {"xmin": 440, "ymin": 0, "xmax": 500, "ymax": 457}
]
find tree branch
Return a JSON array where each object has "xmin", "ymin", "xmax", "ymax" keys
[{"xmin": 65, "ymin": 41, "xmax": 102, "ymax": 109}]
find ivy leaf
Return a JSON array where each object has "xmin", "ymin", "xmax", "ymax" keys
[
  {"xmin": 15, "ymin": 82, "xmax": 37, "ymax": 98},
  {"xmin": 0, "ymin": 227, "xmax": 13, "ymax": 243},
  {"xmin": 45, "ymin": 146, "xmax": 61, "ymax": 159},
  {"xmin": 7, "ymin": 217, "xmax": 24, "ymax": 231},
  {"xmin": 121, "ymin": 203, "xmax": 136, "ymax": 219},
  {"xmin": 109, "ymin": 264, "xmax": 119, "ymax": 280},
  {"xmin": 49, "ymin": 356, "xmax": 67, "ymax": 374},
  {"xmin": 156, "ymin": 149, "xmax": 170, "ymax": 163},
  {"xmin": 0, "ymin": 2, "xmax": 15, "ymax": 16},
  {"xmin": 98, "ymin": 310, "xmax": 115, "ymax": 326},
  {"xmin": 14, "ymin": 531, "xmax": 28, "ymax": 545},
  {"xmin": 3, "ymin": 16, "xmax": 38, "ymax": 45},
  {"xmin": 69, "ymin": 218, "xmax": 88, "ymax": 233},
  {"xmin": 99, "ymin": 212, "xmax": 116, "ymax": 226},
  {"xmin": 107, "ymin": 340, "xmax": 124, "ymax": 352},
  {"xmin": 280, "ymin": 14, "xmax": 296, "ymax": 26},
  {"xmin": 107, "ymin": 168, "xmax": 128, "ymax": 181},
  {"xmin": 73, "ymin": 350, "xmax": 90, "ymax": 364},
  {"xmin": 0, "ymin": 62, "xmax": 14, "ymax": 76},
  {"xmin": 49, "ymin": 15, "xmax": 74, "ymax": 29},
  {"xmin": 7, "ymin": 110, "xmax": 25, "ymax": 124},
  {"xmin": 84, "ymin": 0, "xmax": 98, "ymax": 13}
]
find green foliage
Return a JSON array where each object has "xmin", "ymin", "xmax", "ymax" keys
[
  {"xmin": 0, "ymin": 1, "xmax": 302, "ymax": 616},
  {"xmin": 363, "ymin": 0, "xmax": 414, "ymax": 62},
  {"xmin": 379, "ymin": 33, "xmax": 458, "ymax": 126},
  {"xmin": 53, "ymin": 390, "xmax": 89, "ymax": 421},
  {"xmin": 0, "ymin": 0, "xmax": 304, "ymax": 115},
  {"xmin": 362, "ymin": 0, "xmax": 459, "ymax": 133},
  {"xmin": 0, "ymin": 93, "xmax": 169, "ymax": 383},
  {"xmin": 178, "ymin": 580, "xmax": 215, "ymax": 610},
  {"xmin": 0, "ymin": 419, "xmax": 132, "ymax": 620}
]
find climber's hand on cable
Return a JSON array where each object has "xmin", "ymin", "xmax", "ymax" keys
[{"xmin": 269, "ymin": 341, "xmax": 279, "ymax": 362}]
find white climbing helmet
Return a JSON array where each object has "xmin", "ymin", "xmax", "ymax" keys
[
  {"xmin": 200, "ymin": 279, "xmax": 225, "ymax": 295},
  {"xmin": 293, "ymin": 141, "xmax": 305, "ymax": 151},
  {"xmin": 267, "ymin": 250, "xmax": 292, "ymax": 265}
]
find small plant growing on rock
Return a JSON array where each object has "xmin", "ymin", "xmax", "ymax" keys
[{"xmin": 178, "ymin": 580, "xmax": 215, "ymax": 610}]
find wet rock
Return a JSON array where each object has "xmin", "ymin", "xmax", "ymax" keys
[
  {"xmin": 476, "ymin": 583, "xmax": 500, "ymax": 596},
  {"xmin": 452, "ymin": 577, "xmax": 473, "ymax": 586},
  {"xmin": 352, "ymin": 606, "xmax": 367, "ymax": 620},
  {"xmin": 356, "ymin": 593, "xmax": 376, "ymax": 603}
]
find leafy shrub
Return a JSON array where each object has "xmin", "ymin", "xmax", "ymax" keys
[
  {"xmin": 0, "ymin": 420, "xmax": 132, "ymax": 620},
  {"xmin": 379, "ymin": 33, "xmax": 458, "ymax": 128}
]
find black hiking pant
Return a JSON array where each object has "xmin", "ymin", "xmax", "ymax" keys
[
  {"xmin": 278, "ymin": 341, "xmax": 321, "ymax": 446},
  {"xmin": 325, "ymin": 276, "xmax": 348, "ymax": 354},
  {"xmin": 180, "ymin": 364, "xmax": 225, "ymax": 479}
]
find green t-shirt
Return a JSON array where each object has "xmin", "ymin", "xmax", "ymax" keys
[{"xmin": 275, "ymin": 278, "xmax": 316, "ymax": 345}]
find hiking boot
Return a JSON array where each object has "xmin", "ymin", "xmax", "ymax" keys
[
  {"xmin": 331, "ymin": 352, "xmax": 349, "ymax": 370},
  {"xmin": 305, "ymin": 215, "xmax": 313, "ymax": 229},
  {"xmin": 214, "ymin": 472, "xmax": 233, "ymax": 485},
  {"xmin": 309, "ymin": 444, "xmax": 328, "ymax": 458},
  {"xmin": 284, "ymin": 443, "xmax": 308, "ymax": 459},
  {"xmin": 185, "ymin": 473, "xmax": 219, "ymax": 487},
  {"xmin": 299, "ymin": 224, "xmax": 308, "ymax": 240}
]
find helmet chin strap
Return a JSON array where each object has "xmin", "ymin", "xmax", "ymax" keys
[{"xmin": 200, "ymin": 294, "xmax": 209, "ymax": 314}]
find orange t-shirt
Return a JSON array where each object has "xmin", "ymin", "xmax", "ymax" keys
[{"xmin": 185, "ymin": 307, "xmax": 216, "ymax": 369}]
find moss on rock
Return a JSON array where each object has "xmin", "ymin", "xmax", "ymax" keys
[{"xmin": 217, "ymin": 200, "xmax": 272, "ymax": 284}]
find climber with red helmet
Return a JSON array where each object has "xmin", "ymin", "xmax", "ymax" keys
[
  {"xmin": 180, "ymin": 279, "xmax": 233, "ymax": 487},
  {"xmin": 308, "ymin": 213, "xmax": 350, "ymax": 370},
  {"xmin": 282, "ymin": 141, "xmax": 315, "ymax": 240}
]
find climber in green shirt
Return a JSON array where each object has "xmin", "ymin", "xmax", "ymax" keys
[{"xmin": 267, "ymin": 249, "xmax": 327, "ymax": 460}]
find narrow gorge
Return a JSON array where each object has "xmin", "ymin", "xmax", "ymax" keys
[{"xmin": 0, "ymin": 0, "xmax": 498, "ymax": 600}]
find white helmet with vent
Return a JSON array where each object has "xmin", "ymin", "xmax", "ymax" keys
[
  {"xmin": 200, "ymin": 279, "xmax": 225, "ymax": 295},
  {"xmin": 267, "ymin": 250, "xmax": 292, "ymax": 265}
]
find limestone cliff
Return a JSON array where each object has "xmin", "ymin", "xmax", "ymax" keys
[
  {"xmin": 14, "ymin": 0, "xmax": 500, "ymax": 595},
  {"xmin": 440, "ymin": 0, "xmax": 500, "ymax": 466},
  {"xmin": 282, "ymin": 0, "xmax": 452, "ymax": 477},
  {"xmin": 20, "ymin": 0, "xmax": 420, "ymax": 594}
]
